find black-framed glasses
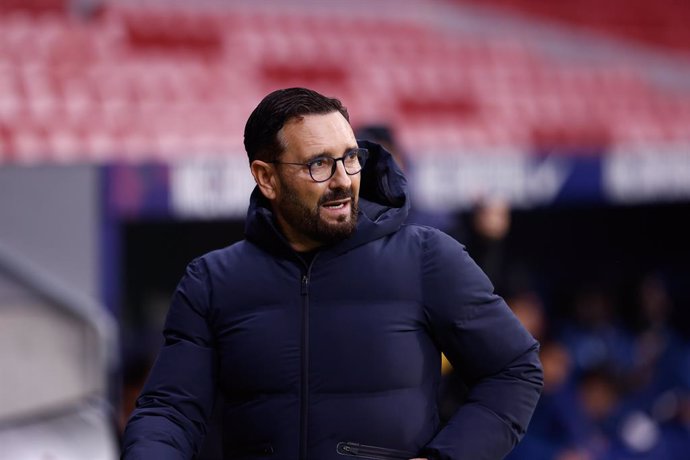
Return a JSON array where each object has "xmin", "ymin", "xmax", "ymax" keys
[{"xmin": 270, "ymin": 148, "xmax": 369, "ymax": 183}]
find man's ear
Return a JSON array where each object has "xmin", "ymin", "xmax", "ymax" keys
[{"xmin": 251, "ymin": 160, "xmax": 279, "ymax": 200}]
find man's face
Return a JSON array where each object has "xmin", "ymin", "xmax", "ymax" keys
[{"xmin": 272, "ymin": 111, "xmax": 361, "ymax": 251}]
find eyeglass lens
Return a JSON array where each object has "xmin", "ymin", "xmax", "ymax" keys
[{"xmin": 310, "ymin": 150, "xmax": 367, "ymax": 182}]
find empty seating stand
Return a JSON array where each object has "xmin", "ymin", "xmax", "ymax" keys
[{"xmin": 0, "ymin": 0, "xmax": 689, "ymax": 164}]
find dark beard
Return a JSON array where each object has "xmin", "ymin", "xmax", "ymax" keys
[{"xmin": 278, "ymin": 184, "xmax": 358, "ymax": 246}]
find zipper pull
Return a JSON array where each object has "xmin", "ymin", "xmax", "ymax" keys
[
  {"xmin": 341, "ymin": 443, "xmax": 359, "ymax": 455},
  {"xmin": 337, "ymin": 442, "xmax": 361, "ymax": 455},
  {"xmin": 301, "ymin": 275, "xmax": 309, "ymax": 296}
]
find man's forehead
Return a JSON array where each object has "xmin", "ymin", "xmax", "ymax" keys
[
  {"xmin": 282, "ymin": 112, "xmax": 355, "ymax": 152},
  {"xmin": 283, "ymin": 111, "xmax": 348, "ymax": 129}
]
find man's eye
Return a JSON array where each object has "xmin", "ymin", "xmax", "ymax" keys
[{"xmin": 310, "ymin": 158, "xmax": 328, "ymax": 168}]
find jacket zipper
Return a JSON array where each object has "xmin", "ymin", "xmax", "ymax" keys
[
  {"xmin": 299, "ymin": 256, "xmax": 317, "ymax": 460},
  {"xmin": 336, "ymin": 441, "xmax": 418, "ymax": 459}
]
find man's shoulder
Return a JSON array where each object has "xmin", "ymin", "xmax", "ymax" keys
[
  {"xmin": 193, "ymin": 239, "xmax": 257, "ymax": 268},
  {"xmin": 385, "ymin": 224, "xmax": 469, "ymax": 267},
  {"xmin": 396, "ymin": 223, "xmax": 463, "ymax": 246}
]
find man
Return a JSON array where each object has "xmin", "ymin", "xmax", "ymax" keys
[{"xmin": 122, "ymin": 88, "xmax": 543, "ymax": 460}]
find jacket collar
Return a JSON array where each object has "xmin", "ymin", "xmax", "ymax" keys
[{"xmin": 244, "ymin": 140, "xmax": 409, "ymax": 258}]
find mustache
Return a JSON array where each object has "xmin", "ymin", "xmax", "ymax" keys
[{"xmin": 318, "ymin": 187, "xmax": 354, "ymax": 205}]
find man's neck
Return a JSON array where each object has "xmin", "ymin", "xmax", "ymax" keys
[
  {"xmin": 297, "ymin": 248, "xmax": 319, "ymax": 266},
  {"xmin": 273, "ymin": 213, "xmax": 322, "ymax": 253}
]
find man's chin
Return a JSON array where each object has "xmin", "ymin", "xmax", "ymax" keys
[
  {"xmin": 321, "ymin": 219, "xmax": 354, "ymax": 234},
  {"xmin": 315, "ymin": 215, "xmax": 357, "ymax": 243}
]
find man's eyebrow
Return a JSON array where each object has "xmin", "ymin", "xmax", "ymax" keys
[
  {"xmin": 304, "ymin": 151, "xmax": 330, "ymax": 162},
  {"xmin": 305, "ymin": 147, "xmax": 357, "ymax": 161},
  {"xmin": 334, "ymin": 146, "xmax": 359, "ymax": 157}
]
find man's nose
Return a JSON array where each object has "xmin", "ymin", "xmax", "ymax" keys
[{"xmin": 329, "ymin": 160, "xmax": 352, "ymax": 188}]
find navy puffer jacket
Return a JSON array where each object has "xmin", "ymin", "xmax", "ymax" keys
[{"xmin": 122, "ymin": 141, "xmax": 543, "ymax": 460}]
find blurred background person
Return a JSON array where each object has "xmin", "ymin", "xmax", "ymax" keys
[
  {"xmin": 355, "ymin": 123, "xmax": 465, "ymax": 241},
  {"xmin": 559, "ymin": 284, "xmax": 635, "ymax": 380},
  {"xmin": 465, "ymin": 197, "xmax": 515, "ymax": 295}
]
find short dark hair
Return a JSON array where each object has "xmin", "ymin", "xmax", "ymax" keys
[{"xmin": 244, "ymin": 87, "xmax": 350, "ymax": 163}]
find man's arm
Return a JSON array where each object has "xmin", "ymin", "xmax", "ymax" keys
[
  {"xmin": 420, "ymin": 230, "xmax": 543, "ymax": 460},
  {"xmin": 122, "ymin": 258, "xmax": 218, "ymax": 459}
]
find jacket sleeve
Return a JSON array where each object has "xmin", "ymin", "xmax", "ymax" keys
[
  {"xmin": 121, "ymin": 258, "xmax": 218, "ymax": 460},
  {"xmin": 420, "ymin": 230, "xmax": 543, "ymax": 460}
]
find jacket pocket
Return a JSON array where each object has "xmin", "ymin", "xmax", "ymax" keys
[{"xmin": 336, "ymin": 441, "xmax": 417, "ymax": 460}]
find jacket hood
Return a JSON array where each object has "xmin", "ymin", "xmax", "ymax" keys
[{"xmin": 244, "ymin": 140, "xmax": 409, "ymax": 257}]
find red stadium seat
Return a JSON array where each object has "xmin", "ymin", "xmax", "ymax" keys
[{"xmin": 0, "ymin": 1, "xmax": 689, "ymax": 164}]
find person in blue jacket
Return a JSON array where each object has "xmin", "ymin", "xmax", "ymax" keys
[{"xmin": 121, "ymin": 87, "xmax": 543, "ymax": 460}]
